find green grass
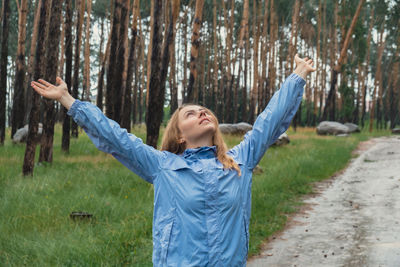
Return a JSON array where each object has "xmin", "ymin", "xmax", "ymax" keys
[{"xmin": 0, "ymin": 125, "xmax": 391, "ymax": 265}]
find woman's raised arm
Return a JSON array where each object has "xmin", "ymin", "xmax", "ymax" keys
[
  {"xmin": 229, "ymin": 54, "xmax": 316, "ymax": 170},
  {"xmin": 31, "ymin": 77, "xmax": 165, "ymax": 184}
]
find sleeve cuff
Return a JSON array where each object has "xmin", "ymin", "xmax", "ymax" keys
[
  {"xmin": 67, "ymin": 99, "xmax": 81, "ymax": 117},
  {"xmin": 289, "ymin": 73, "xmax": 306, "ymax": 87}
]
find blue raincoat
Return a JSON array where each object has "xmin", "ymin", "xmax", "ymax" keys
[{"xmin": 67, "ymin": 73, "xmax": 305, "ymax": 266}]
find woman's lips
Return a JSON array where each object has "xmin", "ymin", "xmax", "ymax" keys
[{"xmin": 199, "ymin": 118, "xmax": 211, "ymax": 124}]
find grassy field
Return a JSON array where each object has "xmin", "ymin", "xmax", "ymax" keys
[{"xmin": 0, "ymin": 125, "xmax": 391, "ymax": 266}]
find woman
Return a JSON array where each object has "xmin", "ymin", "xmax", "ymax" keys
[{"xmin": 31, "ymin": 54, "xmax": 315, "ymax": 266}]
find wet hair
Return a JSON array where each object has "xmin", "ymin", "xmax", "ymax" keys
[{"xmin": 161, "ymin": 104, "xmax": 241, "ymax": 176}]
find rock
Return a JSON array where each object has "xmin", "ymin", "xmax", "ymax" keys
[
  {"xmin": 344, "ymin": 123, "xmax": 360, "ymax": 133},
  {"xmin": 392, "ymin": 128, "xmax": 400, "ymax": 134},
  {"xmin": 12, "ymin": 123, "xmax": 43, "ymax": 144},
  {"xmin": 219, "ymin": 122, "xmax": 252, "ymax": 135},
  {"xmin": 272, "ymin": 132, "xmax": 290, "ymax": 146},
  {"xmin": 336, "ymin": 133, "xmax": 349, "ymax": 137},
  {"xmin": 219, "ymin": 124, "xmax": 235, "ymax": 134},
  {"xmin": 316, "ymin": 121, "xmax": 349, "ymax": 135}
]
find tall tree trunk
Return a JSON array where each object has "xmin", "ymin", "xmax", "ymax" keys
[
  {"xmin": 321, "ymin": 0, "xmax": 365, "ymax": 122},
  {"xmin": 62, "ymin": 0, "xmax": 73, "ymax": 152},
  {"xmin": 211, "ymin": 0, "xmax": 219, "ymax": 113},
  {"xmin": 145, "ymin": 0, "xmax": 163, "ymax": 148},
  {"xmin": 83, "ymin": 0, "xmax": 92, "ymax": 101},
  {"xmin": 267, "ymin": 0, "xmax": 276, "ymax": 107},
  {"xmin": 242, "ymin": 17, "xmax": 250, "ymax": 123},
  {"xmin": 23, "ymin": 0, "xmax": 50, "ymax": 175},
  {"xmin": 121, "ymin": 0, "xmax": 140, "ymax": 131},
  {"xmin": 97, "ymin": 0, "xmax": 114, "ymax": 112},
  {"xmin": 132, "ymin": 45, "xmax": 139, "ymax": 125},
  {"xmin": 222, "ymin": 0, "xmax": 234, "ymax": 122},
  {"xmin": 249, "ymin": 0, "xmax": 260, "ymax": 124},
  {"xmin": 105, "ymin": 0, "xmax": 121, "ymax": 120},
  {"xmin": 313, "ymin": 0, "xmax": 322, "ymax": 125},
  {"xmin": 286, "ymin": 0, "xmax": 300, "ymax": 76},
  {"xmin": 114, "ymin": 0, "xmax": 130, "ymax": 124},
  {"xmin": 0, "ymin": 0, "xmax": 10, "ymax": 145},
  {"xmin": 184, "ymin": 0, "xmax": 205, "ymax": 103},
  {"xmin": 376, "ymin": 23, "xmax": 386, "ymax": 130},
  {"xmin": 58, "ymin": 18, "xmax": 66, "ymax": 79},
  {"xmin": 96, "ymin": 15, "xmax": 106, "ymax": 110},
  {"xmin": 361, "ymin": 9, "xmax": 374, "ymax": 128},
  {"xmin": 11, "ymin": 0, "xmax": 28, "ymax": 139},
  {"xmin": 145, "ymin": 0, "xmax": 154, "ymax": 110},
  {"xmin": 353, "ymin": 62, "xmax": 361, "ymax": 124},
  {"xmin": 390, "ymin": 27, "xmax": 400, "ymax": 128},
  {"xmin": 260, "ymin": 0, "xmax": 269, "ymax": 113},
  {"xmin": 319, "ymin": 0, "xmax": 327, "ymax": 118},
  {"xmin": 169, "ymin": 1, "xmax": 179, "ymax": 115},
  {"xmin": 25, "ymin": 0, "xmax": 41, "ymax": 125},
  {"xmin": 161, "ymin": 0, "xmax": 179, "ymax": 115},
  {"xmin": 38, "ymin": 0, "xmax": 63, "ymax": 163},
  {"xmin": 138, "ymin": 18, "xmax": 145, "ymax": 123},
  {"xmin": 182, "ymin": 5, "xmax": 189, "ymax": 101},
  {"xmin": 71, "ymin": 0, "xmax": 85, "ymax": 138},
  {"xmin": 369, "ymin": 24, "xmax": 385, "ymax": 132}
]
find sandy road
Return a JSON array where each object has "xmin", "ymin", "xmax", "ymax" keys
[{"xmin": 247, "ymin": 136, "xmax": 400, "ymax": 267}]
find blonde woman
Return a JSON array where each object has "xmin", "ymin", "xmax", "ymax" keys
[{"xmin": 31, "ymin": 54, "xmax": 315, "ymax": 266}]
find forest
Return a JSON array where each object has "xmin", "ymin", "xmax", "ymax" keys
[{"xmin": 0, "ymin": 0, "xmax": 399, "ymax": 176}]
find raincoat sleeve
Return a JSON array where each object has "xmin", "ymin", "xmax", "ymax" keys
[
  {"xmin": 67, "ymin": 100, "xmax": 164, "ymax": 184},
  {"xmin": 229, "ymin": 73, "xmax": 305, "ymax": 170}
]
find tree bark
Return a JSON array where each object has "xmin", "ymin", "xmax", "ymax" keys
[
  {"xmin": 71, "ymin": 0, "xmax": 85, "ymax": 138},
  {"xmin": 61, "ymin": 0, "xmax": 74, "ymax": 152},
  {"xmin": 0, "ymin": 0, "xmax": 10, "ymax": 145},
  {"xmin": 145, "ymin": 0, "xmax": 163, "ymax": 148},
  {"xmin": 113, "ymin": 0, "xmax": 130, "ymax": 124},
  {"xmin": 82, "ymin": 0, "xmax": 92, "ymax": 101},
  {"xmin": 211, "ymin": 0, "xmax": 219, "ymax": 114},
  {"xmin": 249, "ymin": 0, "xmax": 260, "ymax": 124},
  {"xmin": 184, "ymin": 0, "xmax": 205, "ymax": 103},
  {"xmin": 389, "ymin": 26, "xmax": 400, "ymax": 128},
  {"xmin": 138, "ymin": 17, "xmax": 145, "ymax": 123},
  {"xmin": 121, "ymin": 0, "xmax": 140, "ymax": 131},
  {"xmin": 360, "ymin": 9, "xmax": 374, "ymax": 128},
  {"xmin": 38, "ymin": 0, "xmax": 63, "ymax": 163},
  {"xmin": 23, "ymin": 0, "xmax": 50, "ymax": 175},
  {"xmin": 167, "ymin": 0, "xmax": 180, "ymax": 115},
  {"xmin": 11, "ymin": 0, "xmax": 28, "ymax": 139},
  {"xmin": 313, "ymin": 0, "xmax": 322, "ymax": 125},
  {"xmin": 369, "ymin": 23, "xmax": 385, "ymax": 132},
  {"xmin": 145, "ymin": 0, "xmax": 154, "ymax": 110},
  {"xmin": 96, "ymin": 15, "xmax": 106, "ymax": 111},
  {"xmin": 105, "ymin": 0, "xmax": 121, "ymax": 120},
  {"xmin": 24, "ymin": 0, "xmax": 41, "ymax": 125}
]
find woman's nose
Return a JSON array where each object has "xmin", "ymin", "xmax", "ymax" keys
[{"xmin": 199, "ymin": 110, "xmax": 206, "ymax": 117}]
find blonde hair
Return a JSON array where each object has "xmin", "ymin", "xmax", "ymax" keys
[{"xmin": 161, "ymin": 104, "xmax": 241, "ymax": 176}]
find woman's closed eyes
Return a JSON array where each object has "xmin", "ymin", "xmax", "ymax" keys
[{"xmin": 184, "ymin": 109, "xmax": 209, "ymax": 118}]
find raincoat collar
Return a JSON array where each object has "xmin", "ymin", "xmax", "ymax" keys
[{"xmin": 182, "ymin": 145, "xmax": 217, "ymax": 159}]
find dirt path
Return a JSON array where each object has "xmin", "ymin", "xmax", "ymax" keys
[{"xmin": 247, "ymin": 136, "xmax": 400, "ymax": 267}]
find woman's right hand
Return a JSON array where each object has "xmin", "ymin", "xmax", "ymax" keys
[
  {"xmin": 31, "ymin": 77, "xmax": 75, "ymax": 110},
  {"xmin": 293, "ymin": 54, "xmax": 316, "ymax": 80},
  {"xmin": 31, "ymin": 77, "xmax": 68, "ymax": 101}
]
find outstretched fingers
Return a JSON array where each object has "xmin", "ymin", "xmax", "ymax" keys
[
  {"xmin": 31, "ymin": 82, "xmax": 46, "ymax": 96},
  {"xmin": 38, "ymin": 79, "xmax": 54, "ymax": 88},
  {"xmin": 32, "ymin": 81, "xmax": 48, "ymax": 90}
]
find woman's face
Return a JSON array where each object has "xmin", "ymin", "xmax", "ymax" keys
[{"xmin": 178, "ymin": 105, "xmax": 217, "ymax": 144}]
